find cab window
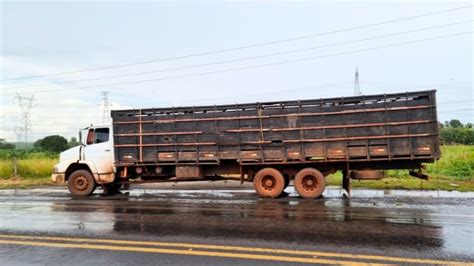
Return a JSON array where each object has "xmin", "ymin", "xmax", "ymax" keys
[
  {"xmin": 95, "ymin": 128, "xmax": 109, "ymax": 143},
  {"xmin": 86, "ymin": 129, "xmax": 95, "ymax": 145},
  {"xmin": 86, "ymin": 128, "xmax": 109, "ymax": 145}
]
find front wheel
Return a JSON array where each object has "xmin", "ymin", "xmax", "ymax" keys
[{"xmin": 67, "ymin": 170, "xmax": 96, "ymax": 197}]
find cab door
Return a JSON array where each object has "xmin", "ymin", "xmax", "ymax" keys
[{"xmin": 83, "ymin": 127, "xmax": 114, "ymax": 174}]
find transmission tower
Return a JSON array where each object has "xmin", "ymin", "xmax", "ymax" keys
[
  {"xmin": 14, "ymin": 93, "xmax": 36, "ymax": 148},
  {"xmin": 100, "ymin": 91, "xmax": 111, "ymax": 123},
  {"xmin": 354, "ymin": 67, "xmax": 362, "ymax": 96}
]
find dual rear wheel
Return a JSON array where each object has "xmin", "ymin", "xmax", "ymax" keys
[{"xmin": 253, "ymin": 167, "xmax": 325, "ymax": 199}]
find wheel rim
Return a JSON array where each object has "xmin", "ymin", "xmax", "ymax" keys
[
  {"xmin": 261, "ymin": 176, "xmax": 276, "ymax": 191},
  {"xmin": 73, "ymin": 176, "xmax": 89, "ymax": 191},
  {"xmin": 301, "ymin": 175, "xmax": 318, "ymax": 191}
]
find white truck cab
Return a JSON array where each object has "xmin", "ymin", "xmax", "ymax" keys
[{"xmin": 52, "ymin": 125, "xmax": 116, "ymax": 196}]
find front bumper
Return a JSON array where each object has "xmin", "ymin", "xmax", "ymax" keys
[{"xmin": 51, "ymin": 173, "xmax": 65, "ymax": 184}]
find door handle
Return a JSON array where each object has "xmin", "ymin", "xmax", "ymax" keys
[{"xmin": 105, "ymin": 149, "xmax": 111, "ymax": 152}]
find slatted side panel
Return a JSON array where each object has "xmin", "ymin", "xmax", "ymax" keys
[{"xmin": 112, "ymin": 90, "xmax": 439, "ymax": 165}]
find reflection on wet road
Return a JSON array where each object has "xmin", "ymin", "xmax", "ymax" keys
[{"xmin": 0, "ymin": 184, "xmax": 473, "ymax": 264}]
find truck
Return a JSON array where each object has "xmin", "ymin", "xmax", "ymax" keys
[{"xmin": 52, "ymin": 90, "xmax": 440, "ymax": 198}]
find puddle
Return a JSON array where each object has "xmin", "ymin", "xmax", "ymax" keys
[{"xmin": 1, "ymin": 186, "xmax": 473, "ymax": 199}]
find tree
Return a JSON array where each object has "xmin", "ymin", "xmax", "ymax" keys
[
  {"xmin": 440, "ymin": 127, "xmax": 474, "ymax": 145},
  {"xmin": 0, "ymin": 138, "xmax": 15, "ymax": 149},
  {"xmin": 34, "ymin": 135, "xmax": 68, "ymax": 153},
  {"xmin": 449, "ymin": 119, "xmax": 463, "ymax": 128},
  {"xmin": 68, "ymin": 137, "xmax": 79, "ymax": 148}
]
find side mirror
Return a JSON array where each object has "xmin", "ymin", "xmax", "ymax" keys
[{"xmin": 79, "ymin": 131, "xmax": 85, "ymax": 146}]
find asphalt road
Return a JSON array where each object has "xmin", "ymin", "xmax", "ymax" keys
[{"xmin": 0, "ymin": 181, "xmax": 473, "ymax": 265}]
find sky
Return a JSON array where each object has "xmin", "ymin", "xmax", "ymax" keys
[{"xmin": 0, "ymin": 0, "xmax": 473, "ymax": 142}]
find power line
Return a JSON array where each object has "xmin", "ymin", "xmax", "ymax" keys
[
  {"xmin": 2, "ymin": 99, "xmax": 472, "ymax": 119},
  {"xmin": 441, "ymin": 108, "xmax": 473, "ymax": 113},
  {"xmin": 1, "ymin": 5, "xmax": 471, "ymax": 82},
  {"xmin": 437, "ymin": 100, "xmax": 474, "ymax": 105},
  {"xmin": 6, "ymin": 83, "xmax": 470, "ymax": 110},
  {"xmin": 2, "ymin": 31, "xmax": 472, "ymax": 97},
  {"xmin": 2, "ymin": 86, "xmax": 468, "ymax": 109},
  {"xmin": 2, "ymin": 108, "xmax": 471, "ymax": 126},
  {"xmin": 1, "ymin": 83, "xmax": 470, "ymax": 116},
  {"xmin": 5, "ymin": 19, "xmax": 472, "ymax": 91}
]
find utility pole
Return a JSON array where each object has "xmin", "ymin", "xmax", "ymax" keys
[
  {"xmin": 14, "ymin": 93, "xmax": 36, "ymax": 149},
  {"xmin": 354, "ymin": 67, "xmax": 361, "ymax": 96},
  {"xmin": 100, "ymin": 91, "xmax": 111, "ymax": 123}
]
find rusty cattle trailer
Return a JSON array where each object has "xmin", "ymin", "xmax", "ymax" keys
[{"xmin": 111, "ymin": 90, "xmax": 440, "ymax": 198}]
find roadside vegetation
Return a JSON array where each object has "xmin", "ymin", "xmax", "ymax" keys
[
  {"xmin": 0, "ymin": 150, "xmax": 58, "ymax": 189},
  {"xmin": 327, "ymin": 145, "xmax": 474, "ymax": 191},
  {"xmin": 0, "ymin": 120, "xmax": 472, "ymax": 190},
  {"xmin": 0, "ymin": 137, "xmax": 71, "ymax": 189}
]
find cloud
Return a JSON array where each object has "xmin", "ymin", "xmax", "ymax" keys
[{"xmin": 0, "ymin": 56, "xmax": 112, "ymax": 142}]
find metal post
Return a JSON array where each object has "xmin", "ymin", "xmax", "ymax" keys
[{"xmin": 342, "ymin": 168, "xmax": 351, "ymax": 197}]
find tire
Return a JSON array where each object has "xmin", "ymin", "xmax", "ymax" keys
[
  {"xmin": 67, "ymin": 170, "xmax": 96, "ymax": 197},
  {"xmin": 294, "ymin": 168, "xmax": 325, "ymax": 199},
  {"xmin": 253, "ymin": 168, "xmax": 285, "ymax": 198}
]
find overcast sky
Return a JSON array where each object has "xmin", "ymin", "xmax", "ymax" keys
[{"xmin": 0, "ymin": 0, "xmax": 473, "ymax": 142}]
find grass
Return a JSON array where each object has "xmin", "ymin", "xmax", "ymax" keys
[
  {"xmin": 426, "ymin": 145, "xmax": 473, "ymax": 180},
  {"xmin": 0, "ymin": 157, "xmax": 57, "ymax": 179},
  {"xmin": 326, "ymin": 145, "xmax": 474, "ymax": 191},
  {"xmin": 0, "ymin": 145, "xmax": 472, "ymax": 191},
  {"xmin": 0, "ymin": 151, "xmax": 58, "ymax": 189},
  {"xmin": 0, "ymin": 177, "xmax": 57, "ymax": 189}
]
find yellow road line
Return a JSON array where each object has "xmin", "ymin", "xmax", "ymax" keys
[
  {"xmin": 0, "ymin": 239, "xmax": 378, "ymax": 266},
  {"xmin": 0, "ymin": 234, "xmax": 466, "ymax": 265}
]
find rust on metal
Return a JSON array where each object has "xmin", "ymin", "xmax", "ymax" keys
[
  {"xmin": 282, "ymin": 133, "xmax": 434, "ymax": 143},
  {"xmin": 175, "ymin": 165, "xmax": 204, "ymax": 178},
  {"xmin": 350, "ymin": 170, "xmax": 384, "ymax": 180},
  {"xmin": 111, "ymin": 90, "xmax": 440, "ymax": 178},
  {"xmin": 115, "ymin": 131, "xmax": 203, "ymax": 137},
  {"xmin": 112, "ymin": 105, "xmax": 432, "ymax": 125},
  {"xmin": 409, "ymin": 170, "xmax": 429, "ymax": 180},
  {"xmin": 139, "ymin": 109, "xmax": 143, "ymax": 162},
  {"xmin": 115, "ymin": 142, "xmax": 217, "ymax": 148},
  {"xmin": 224, "ymin": 120, "xmax": 432, "ymax": 133},
  {"xmin": 114, "ymin": 133, "xmax": 433, "ymax": 148}
]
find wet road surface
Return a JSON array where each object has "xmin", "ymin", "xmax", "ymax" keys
[{"xmin": 0, "ymin": 181, "xmax": 473, "ymax": 265}]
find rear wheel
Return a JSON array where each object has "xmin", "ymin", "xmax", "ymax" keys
[
  {"xmin": 67, "ymin": 170, "xmax": 95, "ymax": 197},
  {"xmin": 294, "ymin": 168, "xmax": 325, "ymax": 199},
  {"xmin": 253, "ymin": 168, "xmax": 285, "ymax": 198}
]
